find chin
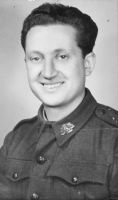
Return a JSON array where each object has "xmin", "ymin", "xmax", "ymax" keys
[
  {"xmin": 42, "ymin": 101, "xmax": 62, "ymax": 108},
  {"xmin": 35, "ymin": 92, "xmax": 63, "ymax": 106},
  {"xmin": 41, "ymin": 97, "xmax": 65, "ymax": 107}
]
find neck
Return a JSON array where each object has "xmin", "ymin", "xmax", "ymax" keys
[{"xmin": 43, "ymin": 91, "xmax": 85, "ymax": 121}]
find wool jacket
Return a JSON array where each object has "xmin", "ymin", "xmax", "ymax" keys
[{"xmin": 0, "ymin": 88, "xmax": 118, "ymax": 200}]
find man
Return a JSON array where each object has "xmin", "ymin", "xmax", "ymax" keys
[{"xmin": 0, "ymin": 2, "xmax": 118, "ymax": 200}]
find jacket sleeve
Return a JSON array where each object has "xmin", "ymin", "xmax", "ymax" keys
[
  {"xmin": 0, "ymin": 131, "xmax": 14, "ymax": 200},
  {"xmin": 109, "ymin": 135, "xmax": 118, "ymax": 200}
]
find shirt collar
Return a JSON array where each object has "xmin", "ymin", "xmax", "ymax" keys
[{"xmin": 38, "ymin": 88, "xmax": 97, "ymax": 146}]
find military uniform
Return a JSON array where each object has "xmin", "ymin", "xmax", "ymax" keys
[{"xmin": 0, "ymin": 88, "xmax": 118, "ymax": 200}]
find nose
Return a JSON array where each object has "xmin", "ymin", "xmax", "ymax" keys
[{"xmin": 41, "ymin": 58, "xmax": 57, "ymax": 79}]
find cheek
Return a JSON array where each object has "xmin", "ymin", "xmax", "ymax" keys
[
  {"xmin": 71, "ymin": 69, "xmax": 85, "ymax": 87},
  {"xmin": 74, "ymin": 61, "xmax": 85, "ymax": 77},
  {"xmin": 67, "ymin": 64, "xmax": 84, "ymax": 80},
  {"xmin": 26, "ymin": 65, "xmax": 39, "ymax": 80}
]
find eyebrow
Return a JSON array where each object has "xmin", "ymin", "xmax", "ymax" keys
[
  {"xmin": 27, "ymin": 51, "xmax": 42, "ymax": 55},
  {"xmin": 27, "ymin": 48, "xmax": 68, "ymax": 55},
  {"xmin": 54, "ymin": 49, "xmax": 68, "ymax": 53}
]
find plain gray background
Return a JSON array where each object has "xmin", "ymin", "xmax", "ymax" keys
[{"xmin": 0, "ymin": 0, "xmax": 118, "ymax": 146}]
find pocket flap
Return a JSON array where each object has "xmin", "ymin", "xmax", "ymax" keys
[
  {"xmin": 5, "ymin": 158, "xmax": 32, "ymax": 182},
  {"xmin": 47, "ymin": 162, "xmax": 108, "ymax": 185}
]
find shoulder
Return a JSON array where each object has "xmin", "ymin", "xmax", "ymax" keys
[
  {"xmin": 0, "ymin": 115, "xmax": 39, "ymax": 157},
  {"xmin": 2, "ymin": 115, "xmax": 39, "ymax": 150},
  {"xmin": 95, "ymin": 103, "xmax": 118, "ymax": 127},
  {"xmin": 13, "ymin": 115, "xmax": 38, "ymax": 131}
]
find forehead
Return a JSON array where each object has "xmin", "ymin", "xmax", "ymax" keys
[{"xmin": 25, "ymin": 24, "xmax": 78, "ymax": 53}]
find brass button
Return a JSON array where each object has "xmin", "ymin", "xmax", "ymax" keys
[
  {"xmin": 78, "ymin": 190, "xmax": 81, "ymax": 195},
  {"xmin": 112, "ymin": 116, "xmax": 115, "ymax": 121},
  {"xmin": 107, "ymin": 107, "xmax": 112, "ymax": 111},
  {"xmin": 99, "ymin": 109, "xmax": 106, "ymax": 115},
  {"xmin": 112, "ymin": 116, "xmax": 118, "ymax": 124},
  {"xmin": 37, "ymin": 155, "xmax": 47, "ymax": 164},
  {"xmin": 31, "ymin": 193, "xmax": 39, "ymax": 200},
  {"xmin": 72, "ymin": 176, "xmax": 79, "ymax": 184},
  {"xmin": 12, "ymin": 172, "xmax": 18, "ymax": 179}
]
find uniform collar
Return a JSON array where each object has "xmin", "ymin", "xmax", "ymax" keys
[{"xmin": 38, "ymin": 88, "xmax": 97, "ymax": 146}]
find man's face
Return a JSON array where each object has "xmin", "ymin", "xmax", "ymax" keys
[{"xmin": 25, "ymin": 24, "xmax": 87, "ymax": 109}]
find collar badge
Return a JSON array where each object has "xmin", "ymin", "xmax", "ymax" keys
[{"xmin": 60, "ymin": 122, "xmax": 75, "ymax": 136}]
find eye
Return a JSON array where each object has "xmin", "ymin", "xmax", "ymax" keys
[
  {"xmin": 57, "ymin": 54, "xmax": 69, "ymax": 60},
  {"xmin": 30, "ymin": 57, "xmax": 40, "ymax": 61},
  {"xmin": 29, "ymin": 55, "xmax": 43, "ymax": 63},
  {"xmin": 60, "ymin": 55, "xmax": 67, "ymax": 59}
]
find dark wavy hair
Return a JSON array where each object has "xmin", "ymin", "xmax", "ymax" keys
[{"xmin": 21, "ymin": 3, "xmax": 98, "ymax": 57}]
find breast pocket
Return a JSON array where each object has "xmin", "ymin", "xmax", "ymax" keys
[
  {"xmin": 5, "ymin": 158, "xmax": 31, "ymax": 181},
  {"xmin": 5, "ymin": 158, "xmax": 32, "ymax": 199},
  {"xmin": 47, "ymin": 162, "xmax": 109, "ymax": 200}
]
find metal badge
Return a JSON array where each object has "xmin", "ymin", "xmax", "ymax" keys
[{"xmin": 60, "ymin": 122, "xmax": 75, "ymax": 135}]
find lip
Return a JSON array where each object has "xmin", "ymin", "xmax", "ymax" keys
[
  {"xmin": 41, "ymin": 81, "xmax": 64, "ymax": 85},
  {"xmin": 41, "ymin": 82, "xmax": 64, "ymax": 90}
]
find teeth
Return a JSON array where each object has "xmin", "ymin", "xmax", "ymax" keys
[{"xmin": 43, "ymin": 83, "xmax": 62, "ymax": 89}]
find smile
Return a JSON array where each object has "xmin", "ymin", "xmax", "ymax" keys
[{"xmin": 41, "ymin": 82, "xmax": 64, "ymax": 90}]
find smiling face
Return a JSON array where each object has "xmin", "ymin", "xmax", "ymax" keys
[{"xmin": 25, "ymin": 24, "xmax": 89, "ymax": 110}]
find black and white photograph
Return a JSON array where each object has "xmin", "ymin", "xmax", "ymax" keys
[{"xmin": 0, "ymin": 0, "xmax": 118, "ymax": 199}]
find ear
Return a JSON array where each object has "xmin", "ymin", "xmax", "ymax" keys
[{"xmin": 84, "ymin": 52, "xmax": 96, "ymax": 76}]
